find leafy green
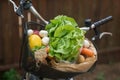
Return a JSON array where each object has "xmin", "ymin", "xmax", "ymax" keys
[
  {"xmin": 54, "ymin": 25, "xmax": 75, "ymax": 37},
  {"xmin": 31, "ymin": 46, "xmax": 46, "ymax": 52},
  {"xmin": 46, "ymin": 15, "xmax": 78, "ymax": 37},
  {"xmin": 45, "ymin": 15, "xmax": 86, "ymax": 62}
]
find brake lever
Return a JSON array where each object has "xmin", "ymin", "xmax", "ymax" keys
[
  {"xmin": 9, "ymin": 0, "xmax": 24, "ymax": 18},
  {"xmin": 9, "ymin": 0, "xmax": 18, "ymax": 12},
  {"xmin": 92, "ymin": 32, "xmax": 112, "ymax": 40},
  {"xmin": 99, "ymin": 32, "xmax": 112, "ymax": 39}
]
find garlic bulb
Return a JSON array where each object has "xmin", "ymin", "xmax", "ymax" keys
[
  {"xmin": 42, "ymin": 37, "xmax": 49, "ymax": 46},
  {"xmin": 39, "ymin": 30, "xmax": 48, "ymax": 37}
]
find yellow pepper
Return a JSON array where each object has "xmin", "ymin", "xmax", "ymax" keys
[{"xmin": 28, "ymin": 34, "xmax": 42, "ymax": 50}]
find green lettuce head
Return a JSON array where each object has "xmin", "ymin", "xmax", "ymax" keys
[{"xmin": 45, "ymin": 15, "xmax": 86, "ymax": 62}]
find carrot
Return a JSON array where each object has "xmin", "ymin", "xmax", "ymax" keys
[{"xmin": 81, "ymin": 48, "xmax": 94, "ymax": 57}]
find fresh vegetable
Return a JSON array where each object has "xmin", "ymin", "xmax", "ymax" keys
[
  {"xmin": 45, "ymin": 15, "xmax": 86, "ymax": 62},
  {"xmin": 33, "ymin": 30, "xmax": 39, "ymax": 36},
  {"xmin": 28, "ymin": 34, "xmax": 42, "ymax": 50},
  {"xmin": 45, "ymin": 46, "xmax": 50, "ymax": 53},
  {"xmin": 45, "ymin": 15, "xmax": 78, "ymax": 37},
  {"xmin": 83, "ymin": 39, "xmax": 90, "ymax": 48},
  {"xmin": 27, "ymin": 29, "xmax": 33, "ymax": 36},
  {"xmin": 42, "ymin": 36, "xmax": 49, "ymax": 46},
  {"xmin": 81, "ymin": 48, "xmax": 94, "ymax": 57},
  {"xmin": 39, "ymin": 30, "xmax": 48, "ymax": 37},
  {"xmin": 77, "ymin": 54, "xmax": 85, "ymax": 63}
]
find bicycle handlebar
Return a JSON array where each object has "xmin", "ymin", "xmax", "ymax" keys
[
  {"xmin": 80, "ymin": 16, "xmax": 113, "ymax": 40},
  {"xmin": 81, "ymin": 16, "xmax": 113, "ymax": 31},
  {"xmin": 91, "ymin": 16, "xmax": 113, "ymax": 28}
]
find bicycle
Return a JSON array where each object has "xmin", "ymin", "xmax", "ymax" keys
[{"xmin": 9, "ymin": 0, "xmax": 113, "ymax": 80}]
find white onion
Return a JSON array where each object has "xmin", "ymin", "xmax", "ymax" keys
[
  {"xmin": 39, "ymin": 30, "xmax": 48, "ymax": 37},
  {"xmin": 42, "ymin": 37, "xmax": 49, "ymax": 46},
  {"xmin": 27, "ymin": 29, "xmax": 33, "ymax": 36}
]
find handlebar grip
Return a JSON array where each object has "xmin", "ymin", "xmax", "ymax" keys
[{"xmin": 93, "ymin": 16, "xmax": 113, "ymax": 27}]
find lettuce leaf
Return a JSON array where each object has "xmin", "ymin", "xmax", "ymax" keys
[{"xmin": 45, "ymin": 15, "xmax": 86, "ymax": 62}]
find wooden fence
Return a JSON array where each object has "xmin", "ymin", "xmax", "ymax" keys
[{"xmin": 0, "ymin": 0, "xmax": 120, "ymax": 71}]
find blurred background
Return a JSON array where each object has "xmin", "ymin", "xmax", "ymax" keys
[{"xmin": 0, "ymin": 0, "xmax": 120, "ymax": 80}]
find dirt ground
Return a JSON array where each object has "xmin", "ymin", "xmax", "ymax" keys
[{"xmin": 74, "ymin": 63, "xmax": 120, "ymax": 80}]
